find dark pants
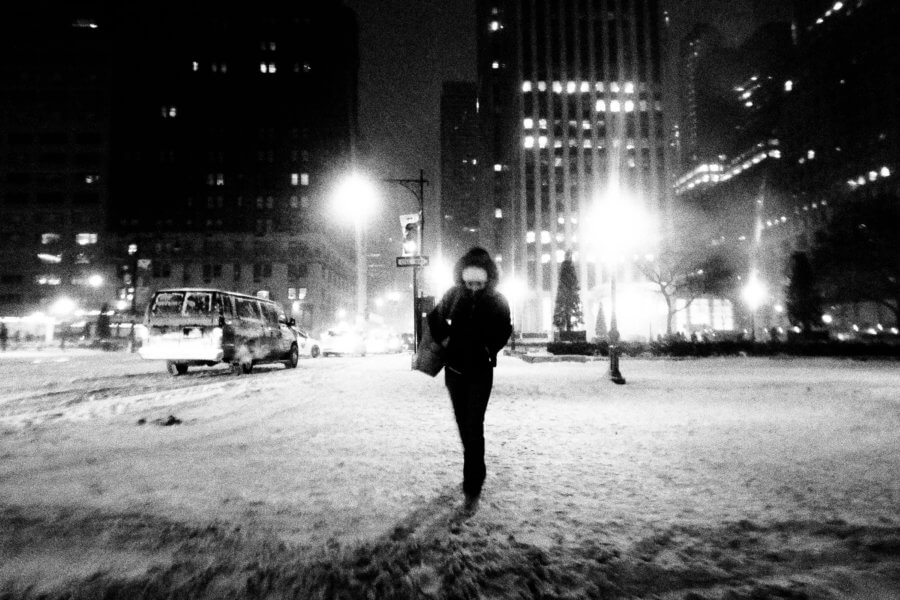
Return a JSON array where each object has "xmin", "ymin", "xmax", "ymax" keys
[{"xmin": 445, "ymin": 367, "xmax": 494, "ymax": 496}]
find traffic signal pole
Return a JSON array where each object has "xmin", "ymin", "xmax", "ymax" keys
[{"xmin": 385, "ymin": 170, "xmax": 429, "ymax": 355}]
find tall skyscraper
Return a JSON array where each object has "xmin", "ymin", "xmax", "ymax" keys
[
  {"xmin": 0, "ymin": 5, "xmax": 112, "ymax": 320},
  {"xmin": 105, "ymin": 2, "xmax": 360, "ymax": 330},
  {"xmin": 439, "ymin": 81, "xmax": 480, "ymax": 262},
  {"xmin": 476, "ymin": 0, "xmax": 669, "ymax": 335}
]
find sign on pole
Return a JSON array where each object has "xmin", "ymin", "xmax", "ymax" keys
[{"xmin": 396, "ymin": 255, "xmax": 429, "ymax": 268}]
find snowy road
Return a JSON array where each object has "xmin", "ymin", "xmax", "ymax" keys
[{"xmin": 1, "ymin": 351, "xmax": 899, "ymax": 598}]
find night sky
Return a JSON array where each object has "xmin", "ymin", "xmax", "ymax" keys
[{"xmin": 344, "ymin": 0, "xmax": 791, "ymax": 293}]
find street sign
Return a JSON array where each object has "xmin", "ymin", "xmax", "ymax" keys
[{"xmin": 396, "ymin": 255, "xmax": 429, "ymax": 268}]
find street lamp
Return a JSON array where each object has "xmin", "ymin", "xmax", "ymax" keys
[
  {"xmin": 591, "ymin": 185, "xmax": 655, "ymax": 385},
  {"xmin": 334, "ymin": 173, "xmax": 378, "ymax": 328},
  {"xmin": 741, "ymin": 270, "xmax": 767, "ymax": 341}
]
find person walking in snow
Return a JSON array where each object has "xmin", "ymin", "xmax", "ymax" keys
[{"xmin": 426, "ymin": 247, "xmax": 512, "ymax": 504}]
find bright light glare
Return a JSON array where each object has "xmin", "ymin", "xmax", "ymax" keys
[
  {"xmin": 116, "ymin": 299, "xmax": 129, "ymax": 311},
  {"xmin": 87, "ymin": 274, "xmax": 104, "ymax": 287},
  {"xmin": 499, "ymin": 277, "xmax": 526, "ymax": 303},
  {"xmin": 589, "ymin": 185, "xmax": 656, "ymax": 261},
  {"xmin": 50, "ymin": 297, "xmax": 77, "ymax": 317},
  {"xmin": 427, "ymin": 257, "xmax": 455, "ymax": 298},
  {"xmin": 333, "ymin": 173, "xmax": 377, "ymax": 223},
  {"xmin": 741, "ymin": 271, "xmax": 767, "ymax": 310}
]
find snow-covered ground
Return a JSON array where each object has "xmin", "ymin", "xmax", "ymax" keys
[{"xmin": 1, "ymin": 350, "xmax": 898, "ymax": 599}]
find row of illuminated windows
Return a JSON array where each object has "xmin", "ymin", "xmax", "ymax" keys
[
  {"xmin": 197, "ymin": 173, "xmax": 309, "ymax": 186},
  {"xmin": 522, "ymin": 80, "xmax": 647, "ymax": 94},
  {"xmin": 187, "ymin": 61, "xmax": 313, "ymax": 75},
  {"xmin": 40, "ymin": 233, "xmax": 97, "ymax": 246},
  {"xmin": 148, "ymin": 262, "xmax": 310, "ymax": 282}
]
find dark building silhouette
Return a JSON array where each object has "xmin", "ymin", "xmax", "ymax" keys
[
  {"xmin": 107, "ymin": 2, "xmax": 360, "ymax": 330},
  {"xmin": 0, "ymin": 5, "xmax": 112, "ymax": 321},
  {"xmin": 0, "ymin": 2, "xmax": 361, "ymax": 333},
  {"xmin": 475, "ymin": 0, "xmax": 670, "ymax": 335},
  {"xmin": 439, "ymin": 81, "xmax": 480, "ymax": 262}
]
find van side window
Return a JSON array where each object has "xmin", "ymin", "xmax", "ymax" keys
[
  {"xmin": 184, "ymin": 292, "xmax": 212, "ymax": 315},
  {"xmin": 150, "ymin": 291, "xmax": 185, "ymax": 315},
  {"xmin": 236, "ymin": 297, "xmax": 260, "ymax": 321},
  {"xmin": 220, "ymin": 294, "xmax": 234, "ymax": 317},
  {"xmin": 260, "ymin": 302, "xmax": 280, "ymax": 327}
]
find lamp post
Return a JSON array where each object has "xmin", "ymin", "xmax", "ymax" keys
[
  {"xmin": 334, "ymin": 174, "xmax": 377, "ymax": 328},
  {"xmin": 607, "ymin": 268, "xmax": 626, "ymax": 384},
  {"xmin": 384, "ymin": 170, "xmax": 429, "ymax": 354},
  {"xmin": 742, "ymin": 270, "xmax": 767, "ymax": 342},
  {"xmin": 591, "ymin": 185, "xmax": 655, "ymax": 385}
]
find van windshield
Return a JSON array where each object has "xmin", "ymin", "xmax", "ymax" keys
[{"xmin": 150, "ymin": 292, "xmax": 185, "ymax": 316}]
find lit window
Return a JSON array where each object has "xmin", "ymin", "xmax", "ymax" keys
[
  {"xmin": 291, "ymin": 173, "xmax": 299, "ymax": 186},
  {"xmin": 596, "ymin": 99, "xmax": 606, "ymax": 112},
  {"xmin": 610, "ymin": 100, "xmax": 621, "ymax": 112},
  {"xmin": 37, "ymin": 253, "xmax": 62, "ymax": 264},
  {"xmin": 523, "ymin": 117, "xmax": 533, "ymax": 128},
  {"xmin": 522, "ymin": 81, "xmax": 532, "ymax": 92},
  {"xmin": 41, "ymin": 233, "xmax": 61, "ymax": 245},
  {"xmin": 541, "ymin": 253, "xmax": 551, "ymax": 264},
  {"xmin": 880, "ymin": 166, "xmax": 891, "ymax": 177},
  {"xmin": 624, "ymin": 81, "xmax": 634, "ymax": 94},
  {"xmin": 610, "ymin": 82, "xmax": 620, "ymax": 93},
  {"xmin": 538, "ymin": 118, "xmax": 547, "ymax": 129},
  {"xmin": 492, "ymin": 61, "xmax": 500, "ymax": 69},
  {"xmin": 807, "ymin": 149, "xmax": 815, "ymax": 160},
  {"xmin": 301, "ymin": 173, "xmax": 309, "ymax": 186},
  {"xmin": 76, "ymin": 233, "xmax": 98, "ymax": 245},
  {"xmin": 36, "ymin": 275, "xmax": 61, "ymax": 286},
  {"xmin": 161, "ymin": 106, "xmax": 177, "ymax": 118},
  {"xmin": 495, "ymin": 208, "xmax": 502, "ymax": 219},
  {"xmin": 552, "ymin": 81, "xmax": 562, "ymax": 93},
  {"xmin": 494, "ymin": 164, "xmax": 502, "ymax": 172},
  {"xmin": 537, "ymin": 81, "xmax": 547, "ymax": 92},
  {"xmin": 784, "ymin": 80, "xmax": 793, "ymax": 92},
  {"xmin": 624, "ymin": 100, "xmax": 635, "ymax": 112},
  {"xmin": 526, "ymin": 231, "xmax": 536, "ymax": 243},
  {"xmin": 192, "ymin": 61, "xmax": 199, "ymax": 71},
  {"xmin": 580, "ymin": 81, "xmax": 590, "ymax": 93},
  {"xmin": 524, "ymin": 136, "xmax": 535, "ymax": 148},
  {"xmin": 538, "ymin": 136, "xmax": 548, "ymax": 148},
  {"xmin": 260, "ymin": 62, "xmax": 277, "ymax": 74},
  {"xmin": 566, "ymin": 81, "xmax": 576, "ymax": 94},
  {"xmin": 556, "ymin": 250, "xmax": 566, "ymax": 263},
  {"xmin": 540, "ymin": 231, "xmax": 550, "ymax": 244},
  {"xmin": 490, "ymin": 20, "xmax": 500, "ymax": 31}
]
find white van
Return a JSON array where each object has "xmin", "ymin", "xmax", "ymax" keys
[{"xmin": 137, "ymin": 288, "xmax": 300, "ymax": 375}]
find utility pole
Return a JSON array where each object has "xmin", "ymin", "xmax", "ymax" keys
[{"xmin": 385, "ymin": 170, "xmax": 429, "ymax": 353}]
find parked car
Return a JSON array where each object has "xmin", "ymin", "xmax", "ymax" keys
[
  {"xmin": 321, "ymin": 328, "xmax": 366, "ymax": 356},
  {"xmin": 292, "ymin": 327, "xmax": 321, "ymax": 358},
  {"xmin": 138, "ymin": 288, "xmax": 301, "ymax": 375}
]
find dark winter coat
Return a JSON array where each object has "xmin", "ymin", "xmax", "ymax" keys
[{"xmin": 427, "ymin": 285, "xmax": 512, "ymax": 374}]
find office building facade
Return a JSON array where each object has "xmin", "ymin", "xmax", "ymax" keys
[
  {"xmin": 439, "ymin": 81, "xmax": 480, "ymax": 262},
  {"xmin": 476, "ymin": 0, "xmax": 670, "ymax": 336}
]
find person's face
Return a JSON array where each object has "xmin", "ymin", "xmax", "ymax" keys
[{"xmin": 462, "ymin": 266, "xmax": 489, "ymax": 295}]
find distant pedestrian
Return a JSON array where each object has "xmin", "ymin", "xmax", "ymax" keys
[
  {"xmin": 426, "ymin": 247, "xmax": 512, "ymax": 506},
  {"xmin": 0, "ymin": 322, "xmax": 7, "ymax": 351}
]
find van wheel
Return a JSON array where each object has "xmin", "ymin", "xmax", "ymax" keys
[
  {"xmin": 310, "ymin": 345, "xmax": 320, "ymax": 358},
  {"xmin": 167, "ymin": 361, "xmax": 188, "ymax": 376},
  {"xmin": 286, "ymin": 344, "xmax": 299, "ymax": 368}
]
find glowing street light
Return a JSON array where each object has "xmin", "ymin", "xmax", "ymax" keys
[
  {"xmin": 590, "ymin": 185, "xmax": 656, "ymax": 385},
  {"xmin": 334, "ymin": 173, "xmax": 378, "ymax": 327},
  {"xmin": 741, "ymin": 270, "xmax": 768, "ymax": 341}
]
